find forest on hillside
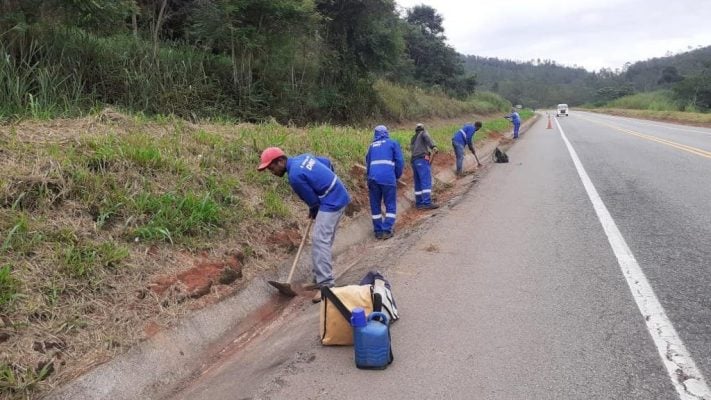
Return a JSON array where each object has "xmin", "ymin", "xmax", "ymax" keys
[
  {"xmin": 463, "ymin": 45, "xmax": 711, "ymax": 111},
  {"xmin": 0, "ymin": 0, "xmax": 484, "ymax": 123},
  {"xmin": 2, "ymin": 0, "xmax": 709, "ymax": 122}
]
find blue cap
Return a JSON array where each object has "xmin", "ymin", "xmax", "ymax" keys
[
  {"xmin": 374, "ymin": 125, "xmax": 388, "ymax": 134},
  {"xmin": 350, "ymin": 307, "xmax": 367, "ymax": 327}
]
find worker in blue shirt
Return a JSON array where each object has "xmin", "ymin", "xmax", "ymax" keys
[
  {"xmin": 365, "ymin": 125, "xmax": 404, "ymax": 240},
  {"xmin": 258, "ymin": 147, "xmax": 351, "ymax": 303},
  {"xmin": 451, "ymin": 121, "xmax": 483, "ymax": 176},
  {"xmin": 505, "ymin": 108, "xmax": 521, "ymax": 139}
]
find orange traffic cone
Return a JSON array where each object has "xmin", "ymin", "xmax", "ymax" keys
[{"xmin": 546, "ymin": 115, "xmax": 552, "ymax": 129}]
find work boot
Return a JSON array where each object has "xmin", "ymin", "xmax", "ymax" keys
[
  {"xmin": 374, "ymin": 232, "xmax": 383, "ymax": 240},
  {"xmin": 420, "ymin": 203, "xmax": 439, "ymax": 210},
  {"xmin": 302, "ymin": 277, "xmax": 318, "ymax": 291},
  {"xmin": 312, "ymin": 289, "xmax": 322, "ymax": 303},
  {"xmin": 381, "ymin": 231, "xmax": 393, "ymax": 240}
]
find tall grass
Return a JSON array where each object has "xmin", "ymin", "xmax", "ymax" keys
[
  {"xmin": 607, "ymin": 90, "xmax": 679, "ymax": 111},
  {"xmin": 0, "ymin": 41, "xmax": 88, "ymax": 120},
  {"xmin": 586, "ymin": 90, "xmax": 711, "ymax": 124},
  {"xmin": 0, "ymin": 26, "xmax": 235, "ymax": 121},
  {"xmin": 374, "ymin": 80, "xmax": 510, "ymax": 121},
  {"xmin": 2, "ymin": 25, "xmax": 514, "ymax": 124},
  {"xmin": 466, "ymin": 91, "xmax": 513, "ymax": 113}
]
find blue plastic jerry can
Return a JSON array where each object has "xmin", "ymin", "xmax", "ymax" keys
[{"xmin": 351, "ymin": 308, "xmax": 392, "ymax": 370}]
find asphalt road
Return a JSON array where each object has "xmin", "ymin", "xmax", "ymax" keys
[{"xmin": 169, "ymin": 111, "xmax": 711, "ymax": 400}]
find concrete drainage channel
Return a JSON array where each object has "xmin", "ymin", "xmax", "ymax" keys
[{"xmin": 46, "ymin": 115, "xmax": 539, "ymax": 400}]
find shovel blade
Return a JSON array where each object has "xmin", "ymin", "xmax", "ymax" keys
[{"xmin": 268, "ymin": 280, "xmax": 297, "ymax": 297}]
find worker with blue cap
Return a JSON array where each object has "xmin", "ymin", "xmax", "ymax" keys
[
  {"xmin": 365, "ymin": 125, "xmax": 404, "ymax": 239},
  {"xmin": 505, "ymin": 108, "xmax": 521, "ymax": 139}
]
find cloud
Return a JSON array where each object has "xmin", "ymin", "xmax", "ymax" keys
[{"xmin": 396, "ymin": 0, "xmax": 711, "ymax": 71}]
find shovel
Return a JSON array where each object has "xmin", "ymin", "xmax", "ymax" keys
[
  {"xmin": 472, "ymin": 147, "xmax": 482, "ymax": 167},
  {"xmin": 268, "ymin": 219, "xmax": 313, "ymax": 297}
]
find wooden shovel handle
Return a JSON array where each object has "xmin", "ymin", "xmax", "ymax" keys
[{"xmin": 285, "ymin": 219, "xmax": 313, "ymax": 284}]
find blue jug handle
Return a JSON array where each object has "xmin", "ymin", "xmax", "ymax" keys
[{"xmin": 367, "ymin": 311, "xmax": 389, "ymax": 325}]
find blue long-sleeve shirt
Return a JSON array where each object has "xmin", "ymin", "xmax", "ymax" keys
[
  {"xmin": 507, "ymin": 111, "xmax": 521, "ymax": 125},
  {"xmin": 286, "ymin": 154, "xmax": 350, "ymax": 212},
  {"xmin": 452, "ymin": 124, "xmax": 478, "ymax": 153},
  {"xmin": 365, "ymin": 130, "xmax": 404, "ymax": 185},
  {"xmin": 316, "ymin": 156, "xmax": 334, "ymax": 172}
]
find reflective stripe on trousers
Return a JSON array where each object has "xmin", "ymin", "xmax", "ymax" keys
[
  {"xmin": 412, "ymin": 158, "xmax": 433, "ymax": 206},
  {"xmin": 368, "ymin": 180, "xmax": 397, "ymax": 234}
]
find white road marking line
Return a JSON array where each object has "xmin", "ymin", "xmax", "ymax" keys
[{"xmin": 556, "ymin": 118, "xmax": 711, "ymax": 400}]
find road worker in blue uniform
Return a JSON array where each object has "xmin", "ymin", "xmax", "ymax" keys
[
  {"xmin": 365, "ymin": 125, "xmax": 404, "ymax": 240},
  {"xmin": 451, "ymin": 121, "xmax": 483, "ymax": 176},
  {"xmin": 410, "ymin": 123, "xmax": 439, "ymax": 209},
  {"xmin": 257, "ymin": 147, "xmax": 351, "ymax": 303},
  {"xmin": 505, "ymin": 108, "xmax": 521, "ymax": 139}
]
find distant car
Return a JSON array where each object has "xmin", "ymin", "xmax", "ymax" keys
[{"xmin": 556, "ymin": 104, "xmax": 569, "ymax": 117}]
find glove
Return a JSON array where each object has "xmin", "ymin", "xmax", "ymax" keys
[{"xmin": 308, "ymin": 206, "xmax": 319, "ymax": 220}]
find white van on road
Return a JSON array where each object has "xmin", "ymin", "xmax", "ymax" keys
[{"xmin": 556, "ymin": 104, "xmax": 569, "ymax": 117}]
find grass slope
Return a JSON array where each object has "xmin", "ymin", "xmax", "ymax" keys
[{"xmin": 0, "ymin": 108, "xmax": 529, "ymax": 398}]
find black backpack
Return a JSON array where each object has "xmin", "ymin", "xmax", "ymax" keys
[{"xmin": 494, "ymin": 147, "xmax": 509, "ymax": 163}]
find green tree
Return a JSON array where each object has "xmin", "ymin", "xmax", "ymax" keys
[
  {"xmin": 315, "ymin": 0, "xmax": 404, "ymax": 120},
  {"xmin": 187, "ymin": 0, "xmax": 320, "ymax": 119},
  {"xmin": 0, "ymin": 0, "xmax": 136, "ymax": 34},
  {"xmin": 596, "ymin": 84, "xmax": 635, "ymax": 102},
  {"xmin": 673, "ymin": 65, "xmax": 711, "ymax": 111},
  {"xmin": 406, "ymin": 4, "xmax": 444, "ymax": 36},
  {"xmin": 402, "ymin": 5, "xmax": 466, "ymax": 97},
  {"xmin": 657, "ymin": 66, "xmax": 683, "ymax": 85}
]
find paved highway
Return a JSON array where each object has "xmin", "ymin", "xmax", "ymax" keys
[{"xmin": 169, "ymin": 111, "xmax": 711, "ymax": 400}]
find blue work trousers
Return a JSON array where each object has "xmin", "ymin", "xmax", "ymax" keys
[
  {"xmin": 452, "ymin": 141, "xmax": 465, "ymax": 175},
  {"xmin": 513, "ymin": 122, "xmax": 521, "ymax": 139},
  {"xmin": 412, "ymin": 158, "xmax": 433, "ymax": 207},
  {"xmin": 367, "ymin": 180, "xmax": 397, "ymax": 234}
]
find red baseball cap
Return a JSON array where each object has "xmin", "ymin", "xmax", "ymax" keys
[{"xmin": 257, "ymin": 147, "xmax": 285, "ymax": 171}]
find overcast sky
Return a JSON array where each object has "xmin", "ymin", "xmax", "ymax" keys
[{"xmin": 395, "ymin": 0, "xmax": 711, "ymax": 72}]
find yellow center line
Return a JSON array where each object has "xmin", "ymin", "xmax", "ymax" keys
[{"xmin": 576, "ymin": 115, "xmax": 711, "ymax": 159}]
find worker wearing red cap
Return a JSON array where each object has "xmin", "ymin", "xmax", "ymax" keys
[{"xmin": 258, "ymin": 147, "xmax": 351, "ymax": 303}]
